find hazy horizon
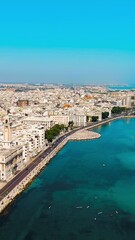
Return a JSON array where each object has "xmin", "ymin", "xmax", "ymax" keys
[{"xmin": 0, "ymin": 0, "xmax": 135, "ymax": 85}]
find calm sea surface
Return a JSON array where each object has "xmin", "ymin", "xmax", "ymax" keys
[
  {"xmin": 0, "ymin": 119, "xmax": 135, "ymax": 240},
  {"xmin": 108, "ymin": 85, "xmax": 135, "ymax": 91}
]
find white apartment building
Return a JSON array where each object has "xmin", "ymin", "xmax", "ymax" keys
[
  {"xmin": 13, "ymin": 125, "xmax": 46, "ymax": 159},
  {"xmin": 0, "ymin": 116, "xmax": 24, "ymax": 181},
  {"xmin": 25, "ymin": 126, "xmax": 46, "ymax": 157},
  {"xmin": 87, "ymin": 111, "xmax": 102, "ymax": 121},
  {"xmin": 13, "ymin": 139, "xmax": 30, "ymax": 163},
  {"xmin": 22, "ymin": 144, "xmax": 29, "ymax": 162},
  {"xmin": 50, "ymin": 115, "xmax": 69, "ymax": 126},
  {"xmin": 122, "ymin": 96, "xmax": 131, "ymax": 108},
  {"xmin": 23, "ymin": 116, "xmax": 53, "ymax": 129},
  {"xmin": 69, "ymin": 114, "xmax": 87, "ymax": 127},
  {"xmin": 0, "ymin": 146, "xmax": 23, "ymax": 181}
]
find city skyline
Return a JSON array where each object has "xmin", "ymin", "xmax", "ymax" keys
[{"xmin": 0, "ymin": 0, "xmax": 135, "ymax": 84}]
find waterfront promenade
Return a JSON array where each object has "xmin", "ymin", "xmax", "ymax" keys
[{"xmin": 0, "ymin": 114, "xmax": 133, "ymax": 213}]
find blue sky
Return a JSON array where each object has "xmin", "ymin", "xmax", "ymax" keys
[{"xmin": 0, "ymin": 0, "xmax": 135, "ymax": 84}]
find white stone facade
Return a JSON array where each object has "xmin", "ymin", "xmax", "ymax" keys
[{"xmin": 0, "ymin": 146, "xmax": 23, "ymax": 181}]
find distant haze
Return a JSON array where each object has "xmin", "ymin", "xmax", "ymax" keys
[{"xmin": 0, "ymin": 0, "xmax": 135, "ymax": 85}]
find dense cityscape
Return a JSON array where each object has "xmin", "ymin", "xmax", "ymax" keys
[{"xmin": 0, "ymin": 84, "xmax": 134, "ymax": 184}]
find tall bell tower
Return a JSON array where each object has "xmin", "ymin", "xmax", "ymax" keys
[{"xmin": 3, "ymin": 116, "xmax": 12, "ymax": 148}]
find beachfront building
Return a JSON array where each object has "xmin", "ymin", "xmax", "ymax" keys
[
  {"xmin": 23, "ymin": 116, "xmax": 53, "ymax": 129},
  {"xmin": 50, "ymin": 115, "xmax": 69, "ymax": 126},
  {"xmin": 121, "ymin": 96, "xmax": 131, "ymax": 108},
  {"xmin": 69, "ymin": 114, "xmax": 87, "ymax": 127},
  {"xmin": 86, "ymin": 111, "xmax": 102, "ymax": 122},
  {"xmin": 0, "ymin": 146, "xmax": 23, "ymax": 182},
  {"xmin": 0, "ymin": 116, "xmax": 24, "ymax": 181},
  {"xmin": 13, "ymin": 125, "xmax": 46, "ymax": 159},
  {"xmin": 20, "ymin": 125, "xmax": 46, "ymax": 157}
]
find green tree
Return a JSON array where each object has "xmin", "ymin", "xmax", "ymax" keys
[
  {"xmin": 68, "ymin": 121, "xmax": 74, "ymax": 129},
  {"xmin": 45, "ymin": 124, "xmax": 65, "ymax": 142},
  {"xmin": 102, "ymin": 112, "xmax": 109, "ymax": 119},
  {"xmin": 91, "ymin": 116, "xmax": 99, "ymax": 122},
  {"xmin": 86, "ymin": 116, "xmax": 91, "ymax": 122},
  {"xmin": 111, "ymin": 107, "xmax": 126, "ymax": 114}
]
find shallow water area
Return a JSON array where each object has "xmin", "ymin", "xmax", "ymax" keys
[{"xmin": 0, "ymin": 119, "xmax": 135, "ymax": 239}]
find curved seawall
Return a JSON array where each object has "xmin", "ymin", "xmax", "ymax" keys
[{"xmin": 0, "ymin": 115, "xmax": 134, "ymax": 213}]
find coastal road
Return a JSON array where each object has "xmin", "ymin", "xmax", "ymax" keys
[
  {"xmin": 0, "ymin": 115, "xmax": 125, "ymax": 201},
  {"xmin": 0, "ymin": 127, "xmax": 83, "ymax": 200}
]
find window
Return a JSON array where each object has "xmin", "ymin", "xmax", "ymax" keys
[{"xmin": 2, "ymin": 164, "xmax": 4, "ymax": 171}]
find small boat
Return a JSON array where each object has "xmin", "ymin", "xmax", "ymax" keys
[
  {"xmin": 86, "ymin": 206, "xmax": 90, "ymax": 208},
  {"xmin": 115, "ymin": 210, "xmax": 118, "ymax": 214},
  {"xmin": 94, "ymin": 217, "xmax": 97, "ymax": 221},
  {"xmin": 97, "ymin": 212, "xmax": 103, "ymax": 215},
  {"xmin": 48, "ymin": 206, "xmax": 51, "ymax": 209},
  {"xmin": 102, "ymin": 164, "xmax": 106, "ymax": 167},
  {"xmin": 76, "ymin": 206, "xmax": 83, "ymax": 209}
]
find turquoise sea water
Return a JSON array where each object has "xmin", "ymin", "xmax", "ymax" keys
[
  {"xmin": 0, "ymin": 119, "xmax": 135, "ymax": 240},
  {"xmin": 108, "ymin": 85, "xmax": 135, "ymax": 91}
]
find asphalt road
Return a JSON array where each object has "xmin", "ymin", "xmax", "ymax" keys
[
  {"xmin": 0, "ymin": 126, "xmax": 83, "ymax": 200},
  {"xmin": 0, "ymin": 114, "xmax": 126, "ymax": 201}
]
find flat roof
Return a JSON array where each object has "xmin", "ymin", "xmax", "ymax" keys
[{"xmin": 0, "ymin": 146, "xmax": 21, "ymax": 158}]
